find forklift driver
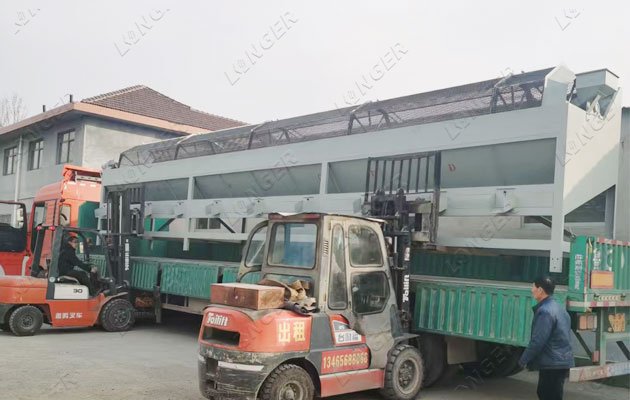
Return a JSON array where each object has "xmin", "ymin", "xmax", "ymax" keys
[{"xmin": 58, "ymin": 234, "xmax": 97, "ymax": 295}]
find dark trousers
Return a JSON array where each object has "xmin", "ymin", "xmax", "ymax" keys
[
  {"xmin": 64, "ymin": 270, "xmax": 94, "ymax": 295},
  {"xmin": 537, "ymin": 369, "xmax": 568, "ymax": 400}
]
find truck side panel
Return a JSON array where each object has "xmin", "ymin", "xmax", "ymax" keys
[{"xmin": 412, "ymin": 275, "xmax": 567, "ymax": 347}]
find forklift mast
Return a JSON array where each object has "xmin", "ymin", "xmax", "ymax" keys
[
  {"xmin": 104, "ymin": 186, "xmax": 144, "ymax": 286},
  {"xmin": 363, "ymin": 151, "xmax": 441, "ymax": 331}
]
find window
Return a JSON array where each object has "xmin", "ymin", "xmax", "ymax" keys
[
  {"xmin": 268, "ymin": 223, "xmax": 317, "ymax": 269},
  {"xmin": 348, "ymin": 225, "xmax": 383, "ymax": 267},
  {"xmin": 245, "ymin": 225, "xmax": 267, "ymax": 267},
  {"xmin": 57, "ymin": 130, "xmax": 75, "ymax": 164},
  {"xmin": 196, "ymin": 218, "xmax": 221, "ymax": 230},
  {"xmin": 193, "ymin": 164, "xmax": 321, "ymax": 199},
  {"xmin": 524, "ymin": 192, "xmax": 607, "ymax": 224},
  {"xmin": 0, "ymin": 203, "xmax": 26, "ymax": 252},
  {"xmin": 328, "ymin": 225, "xmax": 348, "ymax": 309},
  {"xmin": 3, "ymin": 146, "xmax": 18, "ymax": 175},
  {"xmin": 28, "ymin": 139, "xmax": 44, "ymax": 170},
  {"xmin": 144, "ymin": 178, "xmax": 189, "ymax": 201},
  {"xmin": 351, "ymin": 272, "xmax": 389, "ymax": 314},
  {"xmin": 30, "ymin": 203, "xmax": 46, "ymax": 251},
  {"xmin": 565, "ymin": 193, "xmax": 606, "ymax": 223}
]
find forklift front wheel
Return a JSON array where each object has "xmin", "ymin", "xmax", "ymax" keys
[
  {"xmin": 260, "ymin": 364, "xmax": 314, "ymax": 400},
  {"xmin": 381, "ymin": 344, "xmax": 424, "ymax": 400},
  {"xmin": 8, "ymin": 305, "xmax": 43, "ymax": 336},
  {"xmin": 100, "ymin": 298, "xmax": 135, "ymax": 332}
]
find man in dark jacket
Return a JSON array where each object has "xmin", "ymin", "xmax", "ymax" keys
[
  {"xmin": 58, "ymin": 235, "xmax": 96, "ymax": 294},
  {"xmin": 519, "ymin": 276, "xmax": 574, "ymax": 400}
]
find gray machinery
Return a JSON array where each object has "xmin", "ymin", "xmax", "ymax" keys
[{"xmin": 98, "ymin": 66, "xmax": 627, "ymax": 273}]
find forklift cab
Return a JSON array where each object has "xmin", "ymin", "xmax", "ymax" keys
[
  {"xmin": 0, "ymin": 201, "xmax": 28, "ymax": 276},
  {"xmin": 31, "ymin": 225, "xmax": 113, "ymax": 299},
  {"xmin": 237, "ymin": 213, "xmax": 401, "ymax": 369}
]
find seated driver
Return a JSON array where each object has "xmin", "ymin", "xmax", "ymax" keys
[{"xmin": 59, "ymin": 234, "xmax": 97, "ymax": 294}]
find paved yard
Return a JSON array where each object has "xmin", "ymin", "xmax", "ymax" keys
[{"xmin": 0, "ymin": 312, "xmax": 627, "ymax": 400}]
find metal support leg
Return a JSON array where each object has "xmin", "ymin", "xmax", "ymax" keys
[
  {"xmin": 617, "ymin": 341, "xmax": 630, "ymax": 360},
  {"xmin": 574, "ymin": 331, "xmax": 593, "ymax": 360},
  {"xmin": 595, "ymin": 308, "xmax": 607, "ymax": 365}
]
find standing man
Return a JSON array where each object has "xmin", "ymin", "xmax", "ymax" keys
[{"xmin": 519, "ymin": 276, "xmax": 574, "ymax": 400}]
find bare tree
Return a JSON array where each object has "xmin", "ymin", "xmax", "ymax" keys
[{"xmin": 0, "ymin": 93, "xmax": 28, "ymax": 127}]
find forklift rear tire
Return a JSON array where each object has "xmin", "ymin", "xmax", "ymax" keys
[
  {"xmin": 381, "ymin": 344, "xmax": 424, "ymax": 400},
  {"xmin": 100, "ymin": 298, "xmax": 135, "ymax": 332},
  {"xmin": 8, "ymin": 305, "xmax": 43, "ymax": 336},
  {"xmin": 260, "ymin": 364, "xmax": 314, "ymax": 400}
]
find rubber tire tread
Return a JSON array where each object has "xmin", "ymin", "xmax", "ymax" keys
[
  {"xmin": 8, "ymin": 305, "xmax": 43, "ymax": 336},
  {"xmin": 380, "ymin": 344, "xmax": 424, "ymax": 400},
  {"xmin": 260, "ymin": 364, "xmax": 314, "ymax": 400},
  {"xmin": 100, "ymin": 298, "xmax": 135, "ymax": 332}
]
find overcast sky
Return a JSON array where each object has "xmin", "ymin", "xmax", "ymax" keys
[{"xmin": 1, "ymin": 0, "xmax": 628, "ymax": 125}]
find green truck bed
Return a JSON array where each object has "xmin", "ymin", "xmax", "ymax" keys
[{"xmin": 411, "ymin": 275, "xmax": 567, "ymax": 347}]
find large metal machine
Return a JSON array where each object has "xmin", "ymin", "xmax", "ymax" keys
[
  {"xmin": 97, "ymin": 65, "xmax": 629, "ymax": 386},
  {"xmin": 100, "ymin": 66, "xmax": 626, "ymax": 260}
]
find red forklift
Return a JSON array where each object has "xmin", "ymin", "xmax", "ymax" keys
[
  {"xmin": 0, "ymin": 225, "xmax": 135, "ymax": 336},
  {"xmin": 198, "ymin": 153, "xmax": 441, "ymax": 400}
]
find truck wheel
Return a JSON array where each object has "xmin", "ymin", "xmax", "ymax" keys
[
  {"xmin": 8, "ymin": 305, "xmax": 43, "ymax": 336},
  {"xmin": 260, "ymin": 364, "xmax": 314, "ymax": 400},
  {"xmin": 494, "ymin": 347, "xmax": 524, "ymax": 377},
  {"xmin": 100, "ymin": 298, "xmax": 135, "ymax": 332},
  {"xmin": 381, "ymin": 344, "xmax": 424, "ymax": 400},
  {"xmin": 462, "ymin": 344, "xmax": 523, "ymax": 378},
  {"xmin": 418, "ymin": 333, "xmax": 446, "ymax": 387}
]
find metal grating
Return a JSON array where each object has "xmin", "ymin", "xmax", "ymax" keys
[{"xmin": 118, "ymin": 68, "xmax": 553, "ymax": 167}]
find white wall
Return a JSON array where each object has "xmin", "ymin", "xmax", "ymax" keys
[{"xmin": 82, "ymin": 118, "xmax": 179, "ymax": 169}]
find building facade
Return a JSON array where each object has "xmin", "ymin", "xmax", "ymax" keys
[{"xmin": 0, "ymin": 86, "xmax": 244, "ymax": 211}]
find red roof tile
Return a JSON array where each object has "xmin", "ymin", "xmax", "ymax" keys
[{"xmin": 82, "ymin": 85, "xmax": 244, "ymax": 131}]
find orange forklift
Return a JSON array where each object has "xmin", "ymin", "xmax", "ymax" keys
[
  {"xmin": 198, "ymin": 153, "xmax": 441, "ymax": 400},
  {"xmin": 0, "ymin": 225, "xmax": 135, "ymax": 336}
]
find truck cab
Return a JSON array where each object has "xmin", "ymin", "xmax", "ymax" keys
[
  {"xmin": 28, "ymin": 165, "xmax": 101, "ymax": 271},
  {"xmin": 198, "ymin": 213, "xmax": 422, "ymax": 400}
]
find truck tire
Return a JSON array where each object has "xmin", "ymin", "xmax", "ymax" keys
[
  {"xmin": 100, "ymin": 298, "xmax": 135, "ymax": 332},
  {"xmin": 381, "ymin": 344, "xmax": 424, "ymax": 400},
  {"xmin": 260, "ymin": 364, "xmax": 314, "ymax": 400},
  {"xmin": 8, "ymin": 305, "xmax": 43, "ymax": 336},
  {"xmin": 494, "ymin": 347, "xmax": 524, "ymax": 377},
  {"xmin": 418, "ymin": 333, "xmax": 446, "ymax": 387},
  {"xmin": 462, "ymin": 343, "xmax": 523, "ymax": 378}
]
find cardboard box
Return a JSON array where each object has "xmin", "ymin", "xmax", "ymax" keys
[{"xmin": 210, "ymin": 283, "xmax": 285, "ymax": 310}]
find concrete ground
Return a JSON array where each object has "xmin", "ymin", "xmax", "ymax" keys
[{"xmin": 0, "ymin": 312, "xmax": 627, "ymax": 400}]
